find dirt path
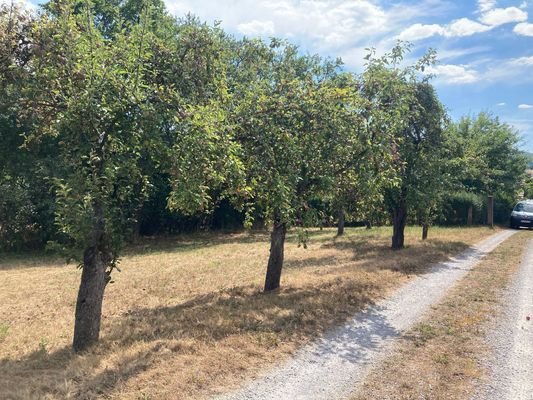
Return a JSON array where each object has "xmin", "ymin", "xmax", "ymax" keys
[
  {"xmin": 216, "ymin": 230, "xmax": 517, "ymax": 400},
  {"xmin": 473, "ymin": 238, "xmax": 533, "ymax": 400}
]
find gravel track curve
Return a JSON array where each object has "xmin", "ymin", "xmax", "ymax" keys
[
  {"xmin": 216, "ymin": 230, "xmax": 517, "ymax": 400},
  {"xmin": 472, "ymin": 237, "xmax": 533, "ymax": 400}
]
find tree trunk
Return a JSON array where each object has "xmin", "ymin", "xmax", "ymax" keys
[
  {"xmin": 73, "ymin": 198, "xmax": 110, "ymax": 353},
  {"xmin": 391, "ymin": 199, "xmax": 407, "ymax": 250},
  {"xmin": 422, "ymin": 223, "xmax": 429, "ymax": 240},
  {"xmin": 73, "ymin": 246, "xmax": 107, "ymax": 352},
  {"xmin": 337, "ymin": 209, "xmax": 345, "ymax": 236},
  {"xmin": 467, "ymin": 205, "xmax": 473, "ymax": 225},
  {"xmin": 264, "ymin": 220, "xmax": 286, "ymax": 292},
  {"xmin": 365, "ymin": 220, "xmax": 372, "ymax": 230},
  {"xmin": 132, "ymin": 218, "xmax": 141, "ymax": 243},
  {"xmin": 487, "ymin": 195, "xmax": 494, "ymax": 228}
]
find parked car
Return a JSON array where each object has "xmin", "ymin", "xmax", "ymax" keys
[{"xmin": 510, "ymin": 200, "xmax": 533, "ymax": 229}]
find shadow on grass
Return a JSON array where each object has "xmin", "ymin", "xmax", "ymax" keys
[
  {"xmin": 319, "ymin": 235, "xmax": 473, "ymax": 276},
  {"xmin": 122, "ymin": 228, "xmax": 336, "ymax": 257},
  {"xmin": 0, "ymin": 278, "xmax": 383, "ymax": 399},
  {"xmin": 122, "ymin": 231, "xmax": 268, "ymax": 257},
  {"xmin": 0, "ymin": 231, "xmax": 271, "ymax": 270},
  {"xmin": 0, "ymin": 252, "xmax": 68, "ymax": 271},
  {"xmin": 284, "ymin": 255, "xmax": 340, "ymax": 270}
]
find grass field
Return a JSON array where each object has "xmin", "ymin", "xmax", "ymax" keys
[{"xmin": 0, "ymin": 226, "xmax": 496, "ymax": 399}]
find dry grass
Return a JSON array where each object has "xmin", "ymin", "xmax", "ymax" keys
[
  {"xmin": 0, "ymin": 226, "xmax": 495, "ymax": 400},
  {"xmin": 353, "ymin": 230, "xmax": 531, "ymax": 400}
]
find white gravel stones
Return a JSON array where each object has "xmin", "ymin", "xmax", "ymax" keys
[
  {"xmin": 473, "ymin": 237, "xmax": 533, "ymax": 400},
  {"xmin": 217, "ymin": 230, "xmax": 517, "ymax": 400}
]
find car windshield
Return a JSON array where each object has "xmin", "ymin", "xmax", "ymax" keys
[{"xmin": 514, "ymin": 202, "xmax": 533, "ymax": 212}]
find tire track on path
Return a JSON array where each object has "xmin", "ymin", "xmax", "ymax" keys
[
  {"xmin": 217, "ymin": 229, "xmax": 517, "ymax": 400},
  {"xmin": 473, "ymin": 237, "xmax": 533, "ymax": 400}
]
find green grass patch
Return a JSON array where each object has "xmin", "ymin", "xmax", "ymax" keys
[{"xmin": 0, "ymin": 322, "xmax": 9, "ymax": 343}]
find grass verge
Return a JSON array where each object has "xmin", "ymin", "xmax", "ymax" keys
[
  {"xmin": 352, "ymin": 230, "xmax": 530, "ymax": 400},
  {"xmin": 0, "ymin": 226, "xmax": 495, "ymax": 399}
]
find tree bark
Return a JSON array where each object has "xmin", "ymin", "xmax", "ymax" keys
[
  {"xmin": 132, "ymin": 218, "xmax": 141, "ymax": 243},
  {"xmin": 73, "ymin": 199, "xmax": 110, "ymax": 352},
  {"xmin": 73, "ymin": 246, "xmax": 107, "ymax": 352},
  {"xmin": 467, "ymin": 205, "xmax": 473, "ymax": 225},
  {"xmin": 337, "ymin": 209, "xmax": 345, "ymax": 236},
  {"xmin": 487, "ymin": 195, "xmax": 494, "ymax": 228},
  {"xmin": 391, "ymin": 198, "xmax": 407, "ymax": 250},
  {"xmin": 264, "ymin": 219, "xmax": 286, "ymax": 292},
  {"xmin": 422, "ymin": 223, "xmax": 429, "ymax": 240}
]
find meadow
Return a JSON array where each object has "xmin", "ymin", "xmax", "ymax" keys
[{"xmin": 0, "ymin": 226, "xmax": 495, "ymax": 400}]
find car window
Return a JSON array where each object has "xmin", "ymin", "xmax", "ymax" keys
[{"xmin": 514, "ymin": 203, "xmax": 533, "ymax": 212}]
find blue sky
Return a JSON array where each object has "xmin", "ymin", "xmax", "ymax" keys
[{"xmin": 20, "ymin": 0, "xmax": 533, "ymax": 151}]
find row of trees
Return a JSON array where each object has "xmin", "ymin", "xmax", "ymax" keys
[{"xmin": 0, "ymin": 0, "xmax": 527, "ymax": 352}]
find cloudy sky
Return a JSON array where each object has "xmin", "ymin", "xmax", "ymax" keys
[{"xmin": 22, "ymin": 0, "xmax": 533, "ymax": 151}]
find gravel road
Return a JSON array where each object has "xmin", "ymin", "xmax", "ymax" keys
[
  {"xmin": 216, "ymin": 230, "xmax": 517, "ymax": 400},
  {"xmin": 472, "ymin": 237, "xmax": 533, "ymax": 400}
]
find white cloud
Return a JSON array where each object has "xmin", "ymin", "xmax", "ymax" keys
[
  {"xmin": 166, "ymin": 0, "xmax": 392, "ymax": 52},
  {"xmin": 478, "ymin": 55, "xmax": 533, "ymax": 83},
  {"xmin": 426, "ymin": 64, "xmax": 480, "ymax": 84},
  {"xmin": 398, "ymin": 18, "xmax": 491, "ymax": 41},
  {"xmin": 237, "ymin": 20, "xmax": 275, "ymax": 36},
  {"xmin": 446, "ymin": 18, "xmax": 492, "ymax": 36},
  {"xmin": 169, "ymin": 1, "xmax": 383, "ymax": 46},
  {"xmin": 508, "ymin": 56, "xmax": 533, "ymax": 66},
  {"xmin": 398, "ymin": 23, "xmax": 444, "ymax": 41},
  {"xmin": 437, "ymin": 46, "xmax": 491, "ymax": 61},
  {"xmin": 164, "ymin": 0, "xmax": 450, "ymax": 69},
  {"xmin": 519, "ymin": 104, "xmax": 533, "ymax": 109},
  {"xmin": 479, "ymin": 7, "xmax": 528, "ymax": 27},
  {"xmin": 497, "ymin": 102, "xmax": 506, "ymax": 106},
  {"xmin": 399, "ymin": 2, "xmax": 529, "ymax": 41},
  {"xmin": 478, "ymin": 0, "xmax": 497, "ymax": 13},
  {"xmin": 514, "ymin": 22, "xmax": 533, "ymax": 36}
]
